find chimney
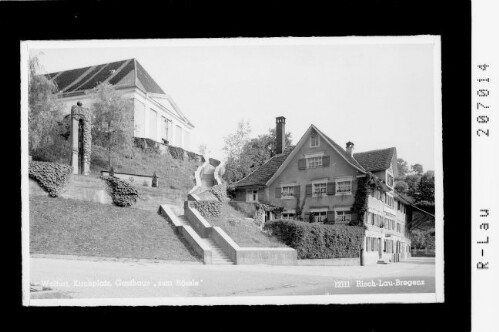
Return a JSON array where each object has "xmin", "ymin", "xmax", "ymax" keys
[
  {"xmin": 275, "ymin": 116, "xmax": 286, "ymax": 154},
  {"xmin": 346, "ymin": 141, "xmax": 354, "ymax": 157}
]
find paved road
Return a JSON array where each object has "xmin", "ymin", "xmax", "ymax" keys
[{"xmin": 29, "ymin": 257, "xmax": 435, "ymax": 299}]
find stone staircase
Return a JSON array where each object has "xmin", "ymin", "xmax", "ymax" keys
[
  {"xmin": 201, "ymin": 238, "xmax": 234, "ymax": 265},
  {"xmin": 175, "ymin": 213, "xmax": 235, "ymax": 265}
]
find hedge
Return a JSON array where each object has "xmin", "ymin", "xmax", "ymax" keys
[
  {"xmin": 101, "ymin": 175, "xmax": 139, "ymax": 207},
  {"xmin": 29, "ymin": 161, "xmax": 73, "ymax": 197},
  {"xmin": 190, "ymin": 201, "xmax": 223, "ymax": 217},
  {"xmin": 264, "ymin": 220, "xmax": 365, "ymax": 259},
  {"xmin": 168, "ymin": 145, "xmax": 185, "ymax": 160}
]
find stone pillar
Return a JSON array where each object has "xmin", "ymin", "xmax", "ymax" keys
[
  {"xmin": 70, "ymin": 115, "xmax": 79, "ymax": 174},
  {"xmin": 70, "ymin": 101, "xmax": 91, "ymax": 175}
]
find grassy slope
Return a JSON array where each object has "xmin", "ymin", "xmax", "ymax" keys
[
  {"xmin": 91, "ymin": 145, "xmax": 199, "ymax": 195},
  {"xmin": 30, "ymin": 196, "xmax": 200, "ymax": 261},
  {"xmin": 205, "ymin": 204, "xmax": 287, "ymax": 248}
]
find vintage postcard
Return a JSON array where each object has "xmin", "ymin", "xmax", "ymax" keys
[{"xmin": 21, "ymin": 37, "xmax": 443, "ymax": 305}]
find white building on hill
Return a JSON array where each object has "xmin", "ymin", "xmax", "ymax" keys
[{"xmin": 45, "ymin": 58, "xmax": 194, "ymax": 151}]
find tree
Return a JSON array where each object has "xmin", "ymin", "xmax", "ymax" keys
[
  {"xmin": 411, "ymin": 163, "xmax": 424, "ymax": 176},
  {"xmin": 28, "ymin": 55, "xmax": 65, "ymax": 155},
  {"xmin": 404, "ymin": 174, "xmax": 421, "ymax": 198},
  {"xmin": 222, "ymin": 122, "xmax": 293, "ymax": 184},
  {"xmin": 416, "ymin": 171, "xmax": 435, "ymax": 202},
  {"xmin": 90, "ymin": 83, "xmax": 134, "ymax": 169},
  {"xmin": 394, "ymin": 180, "xmax": 409, "ymax": 194},
  {"xmin": 222, "ymin": 120, "xmax": 252, "ymax": 183},
  {"xmin": 396, "ymin": 158, "xmax": 409, "ymax": 179}
]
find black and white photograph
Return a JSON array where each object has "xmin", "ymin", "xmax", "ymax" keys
[{"xmin": 21, "ymin": 37, "xmax": 443, "ymax": 305}]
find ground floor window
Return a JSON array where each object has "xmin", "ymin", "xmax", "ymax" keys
[
  {"xmin": 335, "ymin": 209, "xmax": 351, "ymax": 223},
  {"xmin": 281, "ymin": 213, "xmax": 295, "ymax": 220},
  {"xmin": 246, "ymin": 189, "xmax": 258, "ymax": 202},
  {"xmin": 311, "ymin": 210, "xmax": 328, "ymax": 222}
]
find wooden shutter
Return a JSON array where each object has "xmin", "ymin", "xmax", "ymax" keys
[
  {"xmin": 294, "ymin": 185, "xmax": 300, "ymax": 197},
  {"xmin": 327, "ymin": 211, "xmax": 335, "ymax": 224},
  {"xmin": 322, "ymin": 155, "xmax": 330, "ymax": 167},
  {"xmin": 327, "ymin": 182, "xmax": 336, "ymax": 195},
  {"xmin": 351, "ymin": 179, "xmax": 357, "ymax": 193},
  {"xmin": 298, "ymin": 158, "xmax": 306, "ymax": 170},
  {"xmin": 305, "ymin": 184, "xmax": 313, "ymax": 197},
  {"xmin": 275, "ymin": 187, "xmax": 281, "ymax": 198}
]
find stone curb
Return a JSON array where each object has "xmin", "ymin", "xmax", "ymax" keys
[{"xmin": 30, "ymin": 254, "xmax": 203, "ymax": 265}]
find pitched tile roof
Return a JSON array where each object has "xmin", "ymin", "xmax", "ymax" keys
[
  {"xmin": 233, "ymin": 146, "xmax": 295, "ymax": 187},
  {"xmin": 45, "ymin": 58, "xmax": 165, "ymax": 96},
  {"xmin": 353, "ymin": 147, "xmax": 396, "ymax": 172},
  {"xmin": 314, "ymin": 127, "xmax": 366, "ymax": 172}
]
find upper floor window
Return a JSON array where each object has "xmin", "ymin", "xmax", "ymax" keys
[
  {"xmin": 310, "ymin": 134, "xmax": 320, "ymax": 147},
  {"xmin": 281, "ymin": 186, "xmax": 295, "ymax": 198},
  {"xmin": 312, "ymin": 182, "xmax": 327, "ymax": 197},
  {"xmin": 387, "ymin": 173, "xmax": 394, "ymax": 187},
  {"xmin": 336, "ymin": 178, "xmax": 353, "ymax": 195},
  {"xmin": 307, "ymin": 156, "xmax": 323, "ymax": 168}
]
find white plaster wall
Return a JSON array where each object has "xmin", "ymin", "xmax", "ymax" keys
[{"xmin": 57, "ymin": 88, "xmax": 194, "ymax": 150}]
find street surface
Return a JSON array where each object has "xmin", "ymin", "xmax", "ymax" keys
[{"xmin": 29, "ymin": 256, "xmax": 435, "ymax": 299}]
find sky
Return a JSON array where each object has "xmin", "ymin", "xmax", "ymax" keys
[{"xmin": 29, "ymin": 37, "xmax": 439, "ymax": 171}]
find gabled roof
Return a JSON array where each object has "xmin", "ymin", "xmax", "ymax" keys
[
  {"xmin": 45, "ymin": 58, "xmax": 165, "ymax": 96},
  {"xmin": 263, "ymin": 124, "xmax": 367, "ymax": 187},
  {"xmin": 314, "ymin": 126, "xmax": 367, "ymax": 172},
  {"xmin": 353, "ymin": 147, "xmax": 396, "ymax": 173},
  {"xmin": 232, "ymin": 146, "xmax": 295, "ymax": 188}
]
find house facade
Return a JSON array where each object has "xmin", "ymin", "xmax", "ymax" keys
[
  {"xmin": 232, "ymin": 117, "xmax": 413, "ymax": 264},
  {"xmin": 45, "ymin": 58, "xmax": 194, "ymax": 151}
]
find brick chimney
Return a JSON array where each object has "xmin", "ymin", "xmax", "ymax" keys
[
  {"xmin": 276, "ymin": 116, "xmax": 286, "ymax": 155},
  {"xmin": 346, "ymin": 141, "xmax": 354, "ymax": 157}
]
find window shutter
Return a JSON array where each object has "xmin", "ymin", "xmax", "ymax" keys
[
  {"xmin": 351, "ymin": 179, "xmax": 357, "ymax": 192},
  {"xmin": 298, "ymin": 158, "xmax": 306, "ymax": 170},
  {"xmin": 327, "ymin": 182, "xmax": 335, "ymax": 195},
  {"xmin": 327, "ymin": 211, "xmax": 335, "ymax": 223},
  {"xmin": 322, "ymin": 155, "xmax": 330, "ymax": 167},
  {"xmin": 294, "ymin": 185, "xmax": 300, "ymax": 197},
  {"xmin": 305, "ymin": 184, "xmax": 313, "ymax": 197},
  {"xmin": 275, "ymin": 187, "xmax": 281, "ymax": 198}
]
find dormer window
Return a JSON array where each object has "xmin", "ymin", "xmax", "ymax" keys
[{"xmin": 310, "ymin": 133, "xmax": 319, "ymax": 147}]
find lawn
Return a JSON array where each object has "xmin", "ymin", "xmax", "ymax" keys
[
  {"xmin": 91, "ymin": 145, "xmax": 200, "ymax": 195},
  {"xmin": 29, "ymin": 196, "xmax": 201, "ymax": 262},
  {"xmin": 205, "ymin": 204, "xmax": 287, "ymax": 248}
]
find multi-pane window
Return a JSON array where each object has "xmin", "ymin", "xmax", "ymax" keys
[
  {"xmin": 311, "ymin": 211, "xmax": 328, "ymax": 222},
  {"xmin": 387, "ymin": 174, "xmax": 394, "ymax": 187},
  {"xmin": 246, "ymin": 189, "xmax": 258, "ymax": 202},
  {"xmin": 313, "ymin": 182, "xmax": 327, "ymax": 197},
  {"xmin": 306, "ymin": 156, "xmax": 323, "ymax": 168},
  {"xmin": 397, "ymin": 223, "xmax": 401, "ymax": 233},
  {"xmin": 281, "ymin": 186, "xmax": 295, "ymax": 198},
  {"xmin": 336, "ymin": 210, "xmax": 351, "ymax": 223},
  {"xmin": 281, "ymin": 213, "xmax": 295, "ymax": 220},
  {"xmin": 310, "ymin": 134, "xmax": 319, "ymax": 147},
  {"xmin": 336, "ymin": 180, "xmax": 352, "ymax": 194}
]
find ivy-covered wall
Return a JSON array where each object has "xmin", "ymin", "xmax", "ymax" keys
[
  {"xmin": 190, "ymin": 201, "xmax": 223, "ymax": 217},
  {"xmin": 101, "ymin": 175, "xmax": 139, "ymax": 207}
]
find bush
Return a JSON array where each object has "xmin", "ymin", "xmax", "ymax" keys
[
  {"xmin": 168, "ymin": 145, "xmax": 185, "ymax": 160},
  {"xmin": 29, "ymin": 161, "xmax": 73, "ymax": 197},
  {"xmin": 101, "ymin": 175, "xmax": 139, "ymax": 207},
  {"xmin": 264, "ymin": 220, "xmax": 364, "ymax": 259},
  {"xmin": 208, "ymin": 184, "xmax": 228, "ymax": 202},
  {"xmin": 191, "ymin": 201, "xmax": 223, "ymax": 217}
]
